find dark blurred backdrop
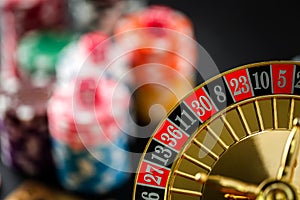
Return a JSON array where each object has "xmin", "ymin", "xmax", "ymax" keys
[{"xmin": 149, "ymin": 0, "xmax": 300, "ymax": 72}]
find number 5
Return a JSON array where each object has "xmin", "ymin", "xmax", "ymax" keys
[{"xmin": 278, "ymin": 70, "xmax": 287, "ymax": 88}]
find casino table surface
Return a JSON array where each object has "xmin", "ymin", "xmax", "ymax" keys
[{"xmin": 1, "ymin": 1, "xmax": 300, "ymax": 199}]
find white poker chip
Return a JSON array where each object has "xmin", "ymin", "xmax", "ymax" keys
[{"xmin": 16, "ymin": 105, "xmax": 35, "ymax": 121}]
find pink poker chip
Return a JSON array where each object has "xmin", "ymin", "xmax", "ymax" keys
[
  {"xmin": 78, "ymin": 31, "xmax": 111, "ymax": 64},
  {"xmin": 95, "ymin": 78, "xmax": 130, "ymax": 127},
  {"xmin": 48, "ymin": 76, "xmax": 130, "ymax": 149}
]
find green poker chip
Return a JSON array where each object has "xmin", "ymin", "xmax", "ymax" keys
[{"xmin": 17, "ymin": 30, "xmax": 76, "ymax": 76}]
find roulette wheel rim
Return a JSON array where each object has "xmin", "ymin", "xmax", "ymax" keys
[{"xmin": 133, "ymin": 61, "xmax": 300, "ymax": 200}]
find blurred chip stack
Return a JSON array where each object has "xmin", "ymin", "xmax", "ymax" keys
[
  {"xmin": 0, "ymin": 0, "xmax": 69, "ymax": 90},
  {"xmin": 48, "ymin": 31, "xmax": 132, "ymax": 194},
  {"xmin": 114, "ymin": 5, "xmax": 197, "ymax": 125},
  {"xmin": 0, "ymin": 0, "xmax": 71, "ymax": 177},
  {"xmin": 0, "ymin": 84, "xmax": 54, "ymax": 176}
]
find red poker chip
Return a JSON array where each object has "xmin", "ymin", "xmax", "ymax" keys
[
  {"xmin": 114, "ymin": 5, "xmax": 195, "ymax": 63},
  {"xmin": 78, "ymin": 31, "xmax": 111, "ymax": 64},
  {"xmin": 142, "ymin": 5, "xmax": 173, "ymax": 36},
  {"xmin": 48, "ymin": 76, "xmax": 130, "ymax": 149}
]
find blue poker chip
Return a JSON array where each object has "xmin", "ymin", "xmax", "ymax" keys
[{"xmin": 51, "ymin": 137, "xmax": 130, "ymax": 194}]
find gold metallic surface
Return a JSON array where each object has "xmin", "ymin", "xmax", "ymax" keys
[
  {"xmin": 195, "ymin": 172, "xmax": 258, "ymax": 199},
  {"xmin": 194, "ymin": 116, "xmax": 300, "ymax": 199},
  {"xmin": 277, "ymin": 118, "xmax": 300, "ymax": 182},
  {"xmin": 173, "ymin": 97, "xmax": 300, "ymax": 200}
]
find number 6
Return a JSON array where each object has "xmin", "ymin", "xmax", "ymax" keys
[{"xmin": 142, "ymin": 192, "xmax": 160, "ymax": 200}]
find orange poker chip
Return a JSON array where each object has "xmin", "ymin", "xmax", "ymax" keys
[
  {"xmin": 114, "ymin": 5, "xmax": 195, "ymax": 63},
  {"xmin": 114, "ymin": 5, "xmax": 197, "ymax": 123}
]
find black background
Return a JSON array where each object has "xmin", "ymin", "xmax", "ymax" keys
[
  {"xmin": 148, "ymin": 0, "xmax": 300, "ymax": 71},
  {"xmin": 1, "ymin": 1, "xmax": 300, "ymax": 199}
]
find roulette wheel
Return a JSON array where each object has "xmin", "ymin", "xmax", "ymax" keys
[{"xmin": 133, "ymin": 61, "xmax": 300, "ymax": 199}]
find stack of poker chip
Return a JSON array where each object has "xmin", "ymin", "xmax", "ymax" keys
[
  {"xmin": 114, "ymin": 5, "xmax": 197, "ymax": 124},
  {"xmin": 0, "ymin": 83, "xmax": 54, "ymax": 176},
  {"xmin": 48, "ymin": 78, "xmax": 131, "ymax": 194},
  {"xmin": 0, "ymin": 0, "xmax": 69, "ymax": 90},
  {"xmin": 48, "ymin": 31, "xmax": 132, "ymax": 194},
  {"xmin": 0, "ymin": 0, "xmax": 72, "ymax": 178}
]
